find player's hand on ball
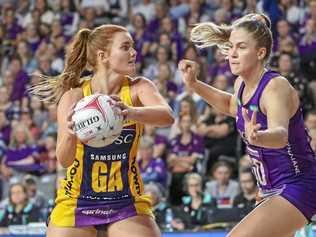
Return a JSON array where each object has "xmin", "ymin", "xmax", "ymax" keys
[
  {"xmin": 242, "ymin": 108, "xmax": 262, "ymax": 145},
  {"xmin": 109, "ymin": 95, "xmax": 133, "ymax": 120},
  {"xmin": 178, "ymin": 59, "xmax": 199, "ymax": 87}
]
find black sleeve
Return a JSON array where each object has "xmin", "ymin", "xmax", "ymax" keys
[
  {"xmin": 28, "ymin": 207, "xmax": 41, "ymax": 223},
  {"xmin": 0, "ymin": 210, "xmax": 8, "ymax": 227}
]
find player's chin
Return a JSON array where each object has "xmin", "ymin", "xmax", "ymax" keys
[
  {"xmin": 117, "ymin": 65, "xmax": 136, "ymax": 76},
  {"xmin": 229, "ymin": 66, "xmax": 241, "ymax": 76}
]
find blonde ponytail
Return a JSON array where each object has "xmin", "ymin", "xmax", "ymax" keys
[
  {"xmin": 190, "ymin": 22, "xmax": 231, "ymax": 55},
  {"xmin": 29, "ymin": 28, "xmax": 91, "ymax": 104}
]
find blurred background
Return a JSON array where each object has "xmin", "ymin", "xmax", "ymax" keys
[{"xmin": 0, "ymin": 0, "xmax": 315, "ymax": 236}]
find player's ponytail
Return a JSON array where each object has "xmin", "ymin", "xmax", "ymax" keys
[
  {"xmin": 29, "ymin": 28, "xmax": 91, "ymax": 104},
  {"xmin": 190, "ymin": 22, "xmax": 231, "ymax": 55}
]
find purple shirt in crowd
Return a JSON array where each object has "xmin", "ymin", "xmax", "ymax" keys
[
  {"xmin": 5, "ymin": 145, "xmax": 44, "ymax": 172},
  {"xmin": 10, "ymin": 70, "xmax": 29, "ymax": 101},
  {"xmin": 169, "ymin": 132, "xmax": 204, "ymax": 171},
  {"xmin": 139, "ymin": 157, "xmax": 167, "ymax": 187}
]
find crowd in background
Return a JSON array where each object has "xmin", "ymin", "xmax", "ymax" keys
[{"xmin": 0, "ymin": 0, "xmax": 316, "ymax": 232}]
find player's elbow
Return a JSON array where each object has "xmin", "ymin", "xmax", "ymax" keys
[
  {"xmin": 166, "ymin": 111, "xmax": 175, "ymax": 125},
  {"xmin": 57, "ymin": 156, "xmax": 73, "ymax": 168},
  {"xmin": 158, "ymin": 108, "xmax": 175, "ymax": 127},
  {"xmin": 56, "ymin": 149, "xmax": 75, "ymax": 168}
]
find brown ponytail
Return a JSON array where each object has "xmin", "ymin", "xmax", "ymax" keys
[{"xmin": 29, "ymin": 28, "xmax": 91, "ymax": 104}]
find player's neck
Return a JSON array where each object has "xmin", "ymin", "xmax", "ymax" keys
[
  {"xmin": 91, "ymin": 70, "xmax": 124, "ymax": 95},
  {"xmin": 241, "ymin": 65, "xmax": 266, "ymax": 89}
]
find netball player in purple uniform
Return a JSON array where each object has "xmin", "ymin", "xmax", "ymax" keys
[{"xmin": 178, "ymin": 13, "xmax": 316, "ymax": 237}]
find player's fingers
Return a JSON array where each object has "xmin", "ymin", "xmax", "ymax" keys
[
  {"xmin": 109, "ymin": 95, "xmax": 121, "ymax": 101},
  {"xmin": 251, "ymin": 110, "xmax": 257, "ymax": 125},
  {"xmin": 114, "ymin": 101, "xmax": 126, "ymax": 110},
  {"xmin": 254, "ymin": 123, "xmax": 261, "ymax": 132},
  {"xmin": 242, "ymin": 108, "xmax": 250, "ymax": 123}
]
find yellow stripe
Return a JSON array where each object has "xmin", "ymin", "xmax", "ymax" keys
[
  {"xmin": 120, "ymin": 77, "xmax": 133, "ymax": 106},
  {"xmin": 82, "ymin": 79, "xmax": 92, "ymax": 96}
]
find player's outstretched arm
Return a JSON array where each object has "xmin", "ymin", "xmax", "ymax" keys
[{"xmin": 178, "ymin": 59, "xmax": 238, "ymax": 117}]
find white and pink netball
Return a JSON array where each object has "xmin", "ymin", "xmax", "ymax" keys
[{"xmin": 72, "ymin": 94, "xmax": 123, "ymax": 147}]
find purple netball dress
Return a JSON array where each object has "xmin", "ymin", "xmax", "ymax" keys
[{"xmin": 236, "ymin": 70, "xmax": 316, "ymax": 221}]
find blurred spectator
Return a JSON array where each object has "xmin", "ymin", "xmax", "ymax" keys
[
  {"xmin": 197, "ymin": 106, "xmax": 237, "ymax": 171},
  {"xmin": 233, "ymin": 167, "xmax": 258, "ymax": 215},
  {"xmin": 184, "ymin": 0, "xmax": 210, "ymax": 25},
  {"xmin": 37, "ymin": 55, "xmax": 59, "ymax": 76},
  {"xmin": 104, "ymin": 0, "xmax": 128, "ymax": 25},
  {"xmin": 40, "ymin": 104, "xmax": 57, "ymax": 139},
  {"xmin": 16, "ymin": 40, "xmax": 38, "ymax": 74},
  {"xmin": 153, "ymin": 63, "xmax": 178, "ymax": 109},
  {"xmin": 147, "ymin": 1, "xmax": 169, "ymax": 38},
  {"xmin": 179, "ymin": 173, "xmax": 216, "ymax": 229},
  {"xmin": 273, "ymin": 19, "xmax": 297, "ymax": 53},
  {"xmin": 299, "ymin": 18, "xmax": 316, "ymax": 81},
  {"xmin": 144, "ymin": 182, "xmax": 170, "ymax": 230},
  {"xmin": 170, "ymin": 95, "xmax": 198, "ymax": 139},
  {"xmin": 23, "ymin": 23, "xmax": 42, "ymax": 53},
  {"xmin": 22, "ymin": 175, "xmax": 46, "ymax": 210},
  {"xmin": 2, "ymin": 122, "xmax": 44, "ymax": 176},
  {"xmin": 138, "ymin": 136, "xmax": 168, "ymax": 188},
  {"xmin": 242, "ymin": 0, "xmax": 260, "ymax": 15},
  {"xmin": 2, "ymin": 8, "xmax": 23, "ymax": 41},
  {"xmin": 8, "ymin": 55, "xmax": 29, "ymax": 102},
  {"xmin": 278, "ymin": 0, "xmax": 303, "ymax": 26},
  {"xmin": 238, "ymin": 154, "xmax": 252, "ymax": 171},
  {"xmin": 16, "ymin": 0, "xmax": 31, "ymax": 26},
  {"xmin": 57, "ymin": 0, "xmax": 79, "ymax": 36},
  {"xmin": 167, "ymin": 114, "xmax": 204, "ymax": 205},
  {"xmin": 130, "ymin": 13, "xmax": 152, "ymax": 72},
  {"xmin": 205, "ymin": 161, "xmax": 239, "ymax": 208},
  {"xmin": 277, "ymin": 52, "xmax": 315, "ymax": 116},
  {"xmin": 144, "ymin": 45, "xmax": 175, "ymax": 80},
  {"xmin": 80, "ymin": 7, "xmax": 98, "ymax": 29},
  {"xmin": 0, "ymin": 108, "xmax": 11, "ymax": 146},
  {"xmin": 160, "ymin": 16, "xmax": 184, "ymax": 61},
  {"xmin": 19, "ymin": 109, "xmax": 41, "ymax": 141},
  {"xmin": 131, "ymin": 0, "xmax": 156, "ymax": 22},
  {"xmin": 0, "ymin": 183, "xmax": 41, "ymax": 226},
  {"xmin": 305, "ymin": 110, "xmax": 316, "ymax": 130},
  {"xmin": 309, "ymin": 128, "xmax": 316, "ymax": 152},
  {"xmin": 29, "ymin": 96, "xmax": 47, "ymax": 133},
  {"xmin": 207, "ymin": 48, "xmax": 235, "ymax": 87},
  {"xmin": 143, "ymin": 124, "xmax": 168, "ymax": 159}
]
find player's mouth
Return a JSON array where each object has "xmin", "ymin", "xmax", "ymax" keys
[{"xmin": 128, "ymin": 59, "xmax": 136, "ymax": 65}]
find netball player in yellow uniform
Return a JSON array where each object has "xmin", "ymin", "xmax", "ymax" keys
[{"xmin": 31, "ymin": 25, "xmax": 174, "ymax": 237}]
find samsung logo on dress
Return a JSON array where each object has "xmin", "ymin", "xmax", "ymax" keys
[{"xmin": 90, "ymin": 153, "xmax": 127, "ymax": 161}]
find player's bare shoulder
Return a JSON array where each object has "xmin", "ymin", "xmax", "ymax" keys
[
  {"xmin": 128, "ymin": 76, "xmax": 154, "ymax": 87},
  {"xmin": 128, "ymin": 76, "xmax": 157, "ymax": 94},
  {"xmin": 264, "ymin": 75, "xmax": 296, "ymax": 97},
  {"xmin": 58, "ymin": 87, "xmax": 83, "ymax": 107}
]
